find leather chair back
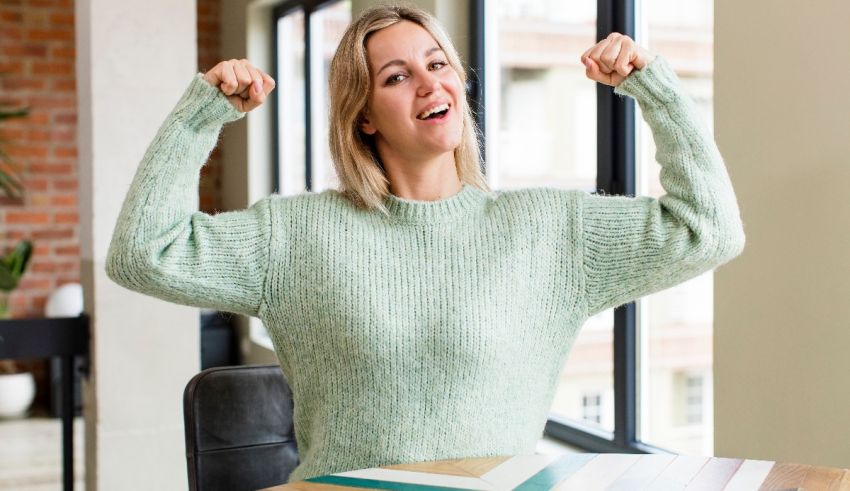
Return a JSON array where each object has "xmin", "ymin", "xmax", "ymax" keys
[{"xmin": 183, "ymin": 364, "xmax": 299, "ymax": 490}]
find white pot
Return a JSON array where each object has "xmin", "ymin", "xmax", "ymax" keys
[{"xmin": 0, "ymin": 372, "xmax": 36, "ymax": 418}]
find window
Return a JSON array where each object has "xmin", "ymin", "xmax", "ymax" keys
[
  {"xmin": 273, "ymin": 0, "xmax": 351, "ymax": 195},
  {"xmin": 684, "ymin": 374, "xmax": 704, "ymax": 425},
  {"xmin": 480, "ymin": 0, "xmax": 616, "ymax": 441},
  {"xmin": 474, "ymin": 0, "xmax": 716, "ymax": 454},
  {"xmin": 582, "ymin": 392, "xmax": 603, "ymax": 425},
  {"xmin": 636, "ymin": 0, "xmax": 715, "ymax": 456}
]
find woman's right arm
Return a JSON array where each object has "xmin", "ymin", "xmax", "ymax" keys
[{"xmin": 106, "ymin": 61, "xmax": 276, "ymax": 318}]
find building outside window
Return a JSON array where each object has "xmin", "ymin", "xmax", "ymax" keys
[{"xmin": 581, "ymin": 392, "xmax": 602, "ymax": 425}]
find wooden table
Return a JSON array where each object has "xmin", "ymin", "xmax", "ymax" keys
[{"xmin": 263, "ymin": 453, "xmax": 850, "ymax": 491}]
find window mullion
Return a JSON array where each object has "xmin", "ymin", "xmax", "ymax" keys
[
  {"xmin": 303, "ymin": 8, "xmax": 313, "ymax": 191},
  {"xmin": 597, "ymin": 0, "xmax": 638, "ymax": 450}
]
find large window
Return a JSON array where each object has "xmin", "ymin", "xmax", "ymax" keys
[
  {"xmin": 273, "ymin": 0, "xmax": 351, "ymax": 195},
  {"xmin": 474, "ymin": 0, "xmax": 717, "ymax": 455},
  {"xmin": 272, "ymin": 0, "xmax": 717, "ymax": 457}
]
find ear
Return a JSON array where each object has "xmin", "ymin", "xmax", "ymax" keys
[{"xmin": 359, "ymin": 111, "xmax": 377, "ymax": 136}]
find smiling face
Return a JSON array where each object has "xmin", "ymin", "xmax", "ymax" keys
[{"xmin": 360, "ymin": 20, "xmax": 464, "ymax": 165}]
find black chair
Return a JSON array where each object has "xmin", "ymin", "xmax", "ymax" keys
[{"xmin": 183, "ymin": 364, "xmax": 299, "ymax": 491}]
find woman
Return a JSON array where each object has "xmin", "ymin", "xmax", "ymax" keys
[{"xmin": 107, "ymin": 4, "xmax": 745, "ymax": 484}]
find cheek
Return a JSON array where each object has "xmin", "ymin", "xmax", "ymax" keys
[{"xmin": 371, "ymin": 94, "xmax": 408, "ymax": 128}]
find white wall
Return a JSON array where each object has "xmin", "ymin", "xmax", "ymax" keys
[
  {"xmin": 714, "ymin": 0, "xmax": 850, "ymax": 468},
  {"xmin": 76, "ymin": 0, "xmax": 200, "ymax": 488}
]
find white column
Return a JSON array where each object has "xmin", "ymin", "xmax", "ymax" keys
[{"xmin": 76, "ymin": 0, "xmax": 200, "ymax": 488}]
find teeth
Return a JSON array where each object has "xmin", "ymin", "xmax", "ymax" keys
[{"xmin": 417, "ymin": 103, "xmax": 449, "ymax": 119}]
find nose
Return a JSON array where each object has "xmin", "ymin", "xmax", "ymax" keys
[{"xmin": 416, "ymin": 69, "xmax": 442, "ymax": 97}]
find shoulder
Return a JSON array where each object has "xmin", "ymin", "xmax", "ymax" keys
[
  {"xmin": 488, "ymin": 186, "xmax": 585, "ymax": 221},
  {"xmin": 265, "ymin": 188, "xmax": 365, "ymax": 226},
  {"xmin": 267, "ymin": 188, "xmax": 347, "ymax": 210}
]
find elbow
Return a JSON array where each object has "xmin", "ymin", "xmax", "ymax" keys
[
  {"xmin": 105, "ymin": 241, "xmax": 130, "ymax": 288},
  {"xmin": 105, "ymin": 238, "xmax": 148, "ymax": 291},
  {"xmin": 711, "ymin": 218, "xmax": 746, "ymax": 265}
]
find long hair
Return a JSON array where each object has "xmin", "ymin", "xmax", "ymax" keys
[{"xmin": 327, "ymin": 3, "xmax": 489, "ymax": 214}]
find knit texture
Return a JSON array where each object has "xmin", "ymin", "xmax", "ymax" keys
[{"xmin": 106, "ymin": 55, "xmax": 745, "ymax": 483}]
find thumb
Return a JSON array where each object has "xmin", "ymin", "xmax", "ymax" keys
[{"xmin": 584, "ymin": 57, "xmax": 602, "ymax": 81}]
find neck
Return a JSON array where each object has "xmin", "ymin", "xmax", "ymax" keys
[{"xmin": 380, "ymin": 149, "xmax": 462, "ymax": 201}]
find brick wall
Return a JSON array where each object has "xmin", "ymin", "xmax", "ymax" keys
[
  {"xmin": 0, "ymin": 0, "xmax": 222, "ymax": 408},
  {"xmin": 0, "ymin": 0, "xmax": 222, "ymax": 320},
  {"xmin": 197, "ymin": 0, "xmax": 223, "ymax": 214},
  {"xmin": 0, "ymin": 0, "xmax": 78, "ymax": 320}
]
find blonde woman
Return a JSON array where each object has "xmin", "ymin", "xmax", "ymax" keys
[{"xmin": 107, "ymin": 4, "xmax": 745, "ymax": 484}]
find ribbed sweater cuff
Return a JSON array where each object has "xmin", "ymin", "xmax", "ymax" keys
[
  {"xmin": 613, "ymin": 55, "xmax": 682, "ymax": 106},
  {"xmin": 171, "ymin": 73, "xmax": 246, "ymax": 131}
]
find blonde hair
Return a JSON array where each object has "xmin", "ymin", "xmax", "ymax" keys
[{"xmin": 327, "ymin": 3, "xmax": 489, "ymax": 214}]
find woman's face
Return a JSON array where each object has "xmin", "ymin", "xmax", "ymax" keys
[{"xmin": 361, "ymin": 20, "xmax": 464, "ymax": 164}]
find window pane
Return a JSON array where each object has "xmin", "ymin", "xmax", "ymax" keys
[
  {"xmin": 635, "ymin": 0, "xmax": 715, "ymax": 455},
  {"xmin": 488, "ymin": 0, "xmax": 612, "ymax": 434},
  {"xmin": 310, "ymin": 0, "xmax": 351, "ymax": 192},
  {"xmin": 490, "ymin": 0, "xmax": 597, "ymax": 192},
  {"xmin": 277, "ymin": 9, "xmax": 306, "ymax": 195}
]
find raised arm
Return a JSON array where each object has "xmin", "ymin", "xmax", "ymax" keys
[
  {"xmin": 579, "ymin": 40, "xmax": 746, "ymax": 317},
  {"xmin": 106, "ymin": 60, "xmax": 277, "ymax": 318}
]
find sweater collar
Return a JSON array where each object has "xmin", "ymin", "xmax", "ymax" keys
[{"xmin": 383, "ymin": 184, "xmax": 489, "ymax": 224}]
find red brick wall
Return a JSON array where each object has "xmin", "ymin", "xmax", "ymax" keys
[
  {"xmin": 198, "ymin": 0, "xmax": 223, "ymax": 214},
  {"xmin": 1, "ymin": 0, "xmax": 222, "ymax": 408},
  {"xmin": 0, "ymin": 0, "xmax": 222, "ymax": 321},
  {"xmin": 0, "ymin": 0, "xmax": 78, "ymax": 320}
]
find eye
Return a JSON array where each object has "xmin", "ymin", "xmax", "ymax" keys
[
  {"xmin": 430, "ymin": 60, "xmax": 447, "ymax": 70},
  {"xmin": 386, "ymin": 73, "xmax": 407, "ymax": 85}
]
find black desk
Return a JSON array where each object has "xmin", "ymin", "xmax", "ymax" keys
[{"xmin": 0, "ymin": 314, "xmax": 89, "ymax": 491}]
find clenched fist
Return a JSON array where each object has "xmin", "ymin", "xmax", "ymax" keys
[
  {"xmin": 202, "ymin": 59, "xmax": 276, "ymax": 113},
  {"xmin": 580, "ymin": 33, "xmax": 656, "ymax": 87}
]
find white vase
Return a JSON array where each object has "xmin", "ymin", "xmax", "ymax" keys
[{"xmin": 0, "ymin": 372, "xmax": 36, "ymax": 418}]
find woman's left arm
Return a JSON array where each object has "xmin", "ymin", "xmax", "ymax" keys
[{"xmin": 578, "ymin": 38, "xmax": 746, "ymax": 317}]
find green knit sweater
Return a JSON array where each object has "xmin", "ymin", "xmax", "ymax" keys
[{"xmin": 106, "ymin": 55, "xmax": 745, "ymax": 483}]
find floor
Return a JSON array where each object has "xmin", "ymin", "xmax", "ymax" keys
[{"xmin": 0, "ymin": 416, "xmax": 84, "ymax": 491}]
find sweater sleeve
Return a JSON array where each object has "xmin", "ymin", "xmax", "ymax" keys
[
  {"xmin": 105, "ymin": 74, "xmax": 272, "ymax": 318},
  {"xmin": 581, "ymin": 55, "xmax": 746, "ymax": 318}
]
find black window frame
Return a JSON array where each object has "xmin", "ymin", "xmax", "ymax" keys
[
  {"xmin": 271, "ymin": 0, "xmax": 346, "ymax": 193},
  {"xmin": 469, "ymin": 0, "xmax": 669, "ymax": 454}
]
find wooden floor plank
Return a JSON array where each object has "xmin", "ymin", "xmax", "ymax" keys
[
  {"xmin": 723, "ymin": 460, "xmax": 776, "ymax": 491},
  {"xmin": 644, "ymin": 455, "xmax": 710, "ymax": 491},
  {"xmin": 552, "ymin": 454, "xmax": 641, "ymax": 491},
  {"xmin": 384, "ymin": 456, "xmax": 508, "ymax": 478},
  {"xmin": 758, "ymin": 463, "xmax": 809, "ymax": 490},
  {"xmin": 606, "ymin": 454, "xmax": 677, "ymax": 491},
  {"xmin": 684, "ymin": 457, "xmax": 744, "ymax": 490},
  {"xmin": 830, "ymin": 469, "xmax": 850, "ymax": 491},
  {"xmin": 801, "ymin": 465, "xmax": 847, "ymax": 491},
  {"xmin": 262, "ymin": 481, "xmax": 364, "ymax": 491}
]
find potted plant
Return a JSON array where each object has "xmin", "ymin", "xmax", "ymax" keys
[
  {"xmin": 0, "ymin": 240, "xmax": 35, "ymax": 418},
  {"xmin": 0, "ymin": 107, "xmax": 27, "ymax": 199},
  {"xmin": 0, "ymin": 78, "xmax": 36, "ymax": 418}
]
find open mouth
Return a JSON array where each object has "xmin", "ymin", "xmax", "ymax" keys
[{"xmin": 416, "ymin": 103, "xmax": 450, "ymax": 121}]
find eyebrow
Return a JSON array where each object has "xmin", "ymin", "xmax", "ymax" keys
[{"xmin": 376, "ymin": 46, "xmax": 444, "ymax": 76}]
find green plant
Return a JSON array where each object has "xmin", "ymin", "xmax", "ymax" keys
[
  {"xmin": 0, "ymin": 78, "xmax": 33, "ymax": 377},
  {"xmin": 0, "ymin": 240, "xmax": 32, "ymax": 319},
  {"xmin": 0, "ymin": 107, "xmax": 29, "ymax": 198}
]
